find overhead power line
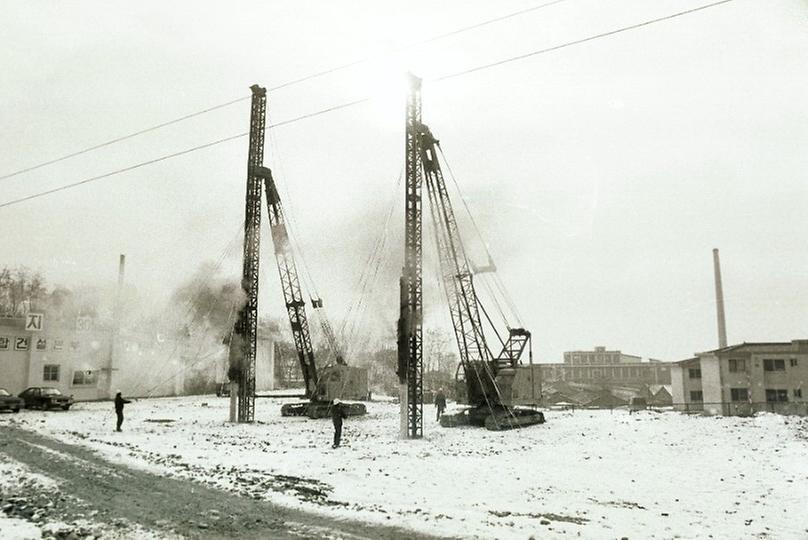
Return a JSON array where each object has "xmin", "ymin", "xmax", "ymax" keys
[
  {"xmin": 0, "ymin": 0, "xmax": 570, "ymax": 183},
  {"xmin": 435, "ymin": 0, "xmax": 735, "ymax": 82},
  {"xmin": 0, "ymin": 133, "xmax": 247, "ymax": 209},
  {"xmin": 0, "ymin": 98, "xmax": 372, "ymax": 210},
  {"xmin": 0, "ymin": 97, "xmax": 250, "ymax": 182},
  {"xmin": 0, "ymin": 0, "xmax": 736, "ymax": 210}
]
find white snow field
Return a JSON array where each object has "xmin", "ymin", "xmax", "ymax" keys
[{"xmin": 2, "ymin": 396, "xmax": 807, "ymax": 539}]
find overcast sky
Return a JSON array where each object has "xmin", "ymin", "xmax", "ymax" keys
[{"xmin": 2, "ymin": 0, "xmax": 807, "ymax": 362}]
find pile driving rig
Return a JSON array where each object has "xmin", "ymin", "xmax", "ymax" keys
[
  {"xmin": 229, "ymin": 84, "xmax": 366, "ymax": 422},
  {"xmin": 415, "ymin": 123, "xmax": 544, "ymax": 430}
]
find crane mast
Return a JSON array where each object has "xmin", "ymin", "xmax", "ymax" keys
[
  {"xmin": 230, "ymin": 84, "xmax": 267, "ymax": 423},
  {"xmin": 397, "ymin": 74, "xmax": 425, "ymax": 439}
]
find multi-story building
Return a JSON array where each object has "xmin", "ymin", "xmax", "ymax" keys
[
  {"xmin": 563, "ymin": 346, "xmax": 642, "ymax": 366},
  {"xmin": 671, "ymin": 340, "xmax": 808, "ymax": 416},
  {"xmin": 542, "ymin": 346, "xmax": 671, "ymax": 386}
]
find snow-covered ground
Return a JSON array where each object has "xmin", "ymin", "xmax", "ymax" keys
[
  {"xmin": 0, "ymin": 451, "xmax": 166, "ymax": 540},
  {"xmin": 2, "ymin": 396, "xmax": 807, "ymax": 539}
]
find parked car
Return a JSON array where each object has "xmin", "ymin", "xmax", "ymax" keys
[
  {"xmin": 0, "ymin": 388, "xmax": 23, "ymax": 413},
  {"xmin": 18, "ymin": 387, "xmax": 74, "ymax": 410},
  {"xmin": 215, "ymin": 382, "xmax": 231, "ymax": 398}
]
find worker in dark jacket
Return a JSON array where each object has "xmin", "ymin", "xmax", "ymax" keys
[
  {"xmin": 114, "ymin": 391, "xmax": 131, "ymax": 432},
  {"xmin": 331, "ymin": 399, "xmax": 347, "ymax": 448},
  {"xmin": 435, "ymin": 388, "xmax": 447, "ymax": 421}
]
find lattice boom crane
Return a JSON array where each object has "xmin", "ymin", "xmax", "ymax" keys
[
  {"xmin": 230, "ymin": 84, "xmax": 366, "ymax": 422},
  {"xmin": 417, "ymin": 123, "xmax": 544, "ymax": 430}
]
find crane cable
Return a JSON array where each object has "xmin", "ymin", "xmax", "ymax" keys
[
  {"xmin": 263, "ymin": 117, "xmax": 344, "ymax": 363},
  {"xmin": 340, "ymin": 169, "xmax": 403, "ymax": 355},
  {"xmin": 436, "ymin": 144, "xmax": 524, "ymax": 327},
  {"xmin": 423, "ymin": 156, "xmax": 522, "ymax": 429},
  {"xmin": 264, "ymin": 117, "xmax": 319, "ymax": 299}
]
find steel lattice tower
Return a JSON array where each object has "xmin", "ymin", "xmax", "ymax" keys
[
  {"xmin": 403, "ymin": 74, "xmax": 424, "ymax": 438},
  {"xmin": 233, "ymin": 84, "xmax": 267, "ymax": 423}
]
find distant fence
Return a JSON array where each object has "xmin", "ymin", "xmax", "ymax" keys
[
  {"xmin": 549, "ymin": 401, "xmax": 808, "ymax": 416},
  {"xmin": 670, "ymin": 401, "xmax": 808, "ymax": 417}
]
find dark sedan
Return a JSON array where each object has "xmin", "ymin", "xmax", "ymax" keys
[
  {"xmin": 0, "ymin": 388, "xmax": 22, "ymax": 413},
  {"xmin": 18, "ymin": 387, "xmax": 74, "ymax": 410}
]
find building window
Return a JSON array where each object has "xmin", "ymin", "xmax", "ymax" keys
[
  {"xmin": 730, "ymin": 388, "xmax": 748, "ymax": 401},
  {"xmin": 790, "ymin": 359, "xmax": 798, "ymax": 367},
  {"xmin": 795, "ymin": 389, "xmax": 803, "ymax": 399},
  {"xmin": 43, "ymin": 365, "xmax": 60, "ymax": 382},
  {"xmin": 763, "ymin": 359, "xmax": 785, "ymax": 372},
  {"xmin": 728, "ymin": 359, "xmax": 746, "ymax": 373},
  {"xmin": 689, "ymin": 368, "xmax": 701, "ymax": 379},
  {"xmin": 765, "ymin": 389, "xmax": 788, "ymax": 402},
  {"xmin": 72, "ymin": 370, "xmax": 98, "ymax": 386},
  {"xmin": 690, "ymin": 391, "xmax": 703, "ymax": 402}
]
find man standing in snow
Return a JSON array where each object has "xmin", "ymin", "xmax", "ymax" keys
[
  {"xmin": 435, "ymin": 388, "xmax": 447, "ymax": 421},
  {"xmin": 114, "ymin": 390, "xmax": 131, "ymax": 432},
  {"xmin": 331, "ymin": 399, "xmax": 347, "ymax": 448}
]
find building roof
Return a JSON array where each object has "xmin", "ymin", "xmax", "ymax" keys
[
  {"xmin": 696, "ymin": 340, "xmax": 808, "ymax": 356},
  {"xmin": 674, "ymin": 339, "xmax": 808, "ymax": 362},
  {"xmin": 649, "ymin": 384, "xmax": 672, "ymax": 396},
  {"xmin": 670, "ymin": 357, "xmax": 699, "ymax": 365}
]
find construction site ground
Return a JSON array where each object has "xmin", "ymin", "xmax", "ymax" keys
[
  {"xmin": 0, "ymin": 424, "xmax": 437, "ymax": 539},
  {"xmin": 2, "ymin": 395, "xmax": 807, "ymax": 539}
]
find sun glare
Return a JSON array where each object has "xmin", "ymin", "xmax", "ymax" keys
[{"xmin": 360, "ymin": 52, "xmax": 411, "ymax": 129}]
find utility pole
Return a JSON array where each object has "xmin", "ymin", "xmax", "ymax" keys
[
  {"xmin": 230, "ymin": 84, "xmax": 267, "ymax": 423},
  {"xmin": 713, "ymin": 248, "xmax": 728, "ymax": 348},
  {"xmin": 108, "ymin": 254, "xmax": 125, "ymax": 398},
  {"xmin": 397, "ymin": 73, "xmax": 424, "ymax": 439}
]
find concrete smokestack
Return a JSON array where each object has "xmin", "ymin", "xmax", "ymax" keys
[
  {"xmin": 712, "ymin": 248, "xmax": 727, "ymax": 348},
  {"xmin": 117, "ymin": 254, "xmax": 126, "ymax": 292}
]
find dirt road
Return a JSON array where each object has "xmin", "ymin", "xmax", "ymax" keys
[{"xmin": 0, "ymin": 425, "xmax": 440, "ymax": 539}]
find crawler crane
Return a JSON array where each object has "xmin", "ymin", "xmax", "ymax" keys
[{"xmin": 417, "ymin": 123, "xmax": 544, "ymax": 430}]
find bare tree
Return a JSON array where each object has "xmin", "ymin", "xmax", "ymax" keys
[{"xmin": 0, "ymin": 266, "xmax": 47, "ymax": 315}]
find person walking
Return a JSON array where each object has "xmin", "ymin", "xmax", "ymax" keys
[
  {"xmin": 331, "ymin": 399, "xmax": 347, "ymax": 448},
  {"xmin": 114, "ymin": 391, "xmax": 131, "ymax": 432},
  {"xmin": 435, "ymin": 387, "xmax": 447, "ymax": 421}
]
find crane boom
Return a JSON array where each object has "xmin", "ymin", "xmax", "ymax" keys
[
  {"xmin": 255, "ymin": 166, "xmax": 319, "ymax": 399},
  {"xmin": 420, "ymin": 125, "xmax": 492, "ymax": 372}
]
